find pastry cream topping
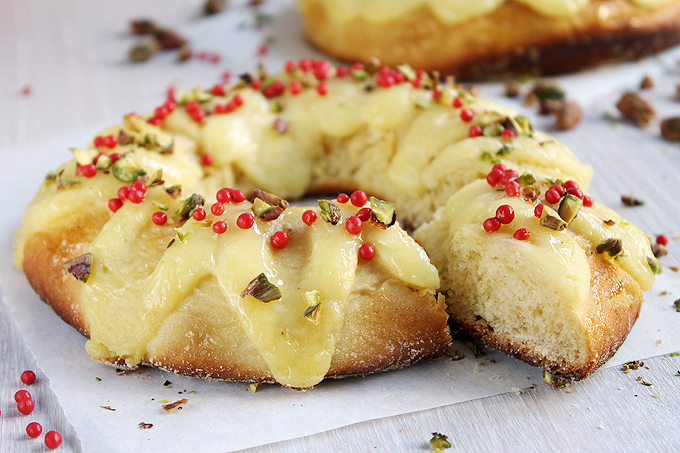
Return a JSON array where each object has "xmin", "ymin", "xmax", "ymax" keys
[
  {"xmin": 299, "ymin": 0, "xmax": 668, "ymax": 24},
  {"xmin": 426, "ymin": 178, "xmax": 656, "ymax": 307}
]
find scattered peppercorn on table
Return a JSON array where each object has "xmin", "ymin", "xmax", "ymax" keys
[{"xmin": 1, "ymin": 1, "xmax": 680, "ymax": 452}]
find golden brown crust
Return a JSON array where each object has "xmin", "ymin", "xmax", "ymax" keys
[
  {"xmin": 450, "ymin": 253, "xmax": 643, "ymax": 380},
  {"xmin": 300, "ymin": 0, "xmax": 680, "ymax": 79},
  {"xmin": 20, "ymin": 214, "xmax": 451, "ymax": 385}
]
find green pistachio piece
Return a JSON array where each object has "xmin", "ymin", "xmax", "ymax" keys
[
  {"xmin": 152, "ymin": 201, "xmax": 168, "ymax": 211},
  {"xmin": 543, "ymin": 371, "xmax": 570, "ymax": 388},
  {"xmin": 56, "ymin": 170, "xmax": 80, "ymax": 190},
  {"xmin": 370, "ymin": 197, "xmax": 396, "ymax": 227},
  {"xmin": 482, "ymin": 123, "xmax": 504, "ymax": 137},
  {"xmin": 480, "ymin": 151, "xmax": 493, "ymax": 161},
  {"xmin": 179, "ymin": 87, "xmax": 213, "ymax": 104},
  {"xmin": 164, "ymin": 184, "xmax": 182, "ymax": 199},
  {"xmin": 112, "ymin": 154, "xmax": 147, "ymax": 182},
  {"xmin": 558, "ymin": 194, "xmax": 582, "ymax": 224},
  {"xmin": 496, "ymin": 144, "xmax": 514, "ymax": 157},
  {"xmin": 351, "ymin": 69, "xmax": 368, "ymax": 81},
  {"xmin": 240, "ymin": 273, "xmax": 282, "ymax": 303},
  {"xmin": 514, "ymin": 115, "xmax": 534, "ymax": 135},
  {"xmin": 596, "ymin": 238, "xmax": 623, "ymax": 257},
  {"xmin": 95, "ymin": 154, "xmax": 112, "ymax": 170},
  {"xmin": 63, "ymin": 253, "xmax": 93, "ymax": 283},
  {"xmin": 174, "ymin": 227, "xmax": 189, "ymax": 242},
  {"xmin": 71, "ymin": 148, "xmax": 99, "ymax": 166},
  {"xmin": 429, "ymin": 433, "xmax": 451, "ymax": 450},
  {"xmin": 396, "ymin": 64, "xmax": 417, "ymax": 81},
  {"xmin": 647, "ymin": 256, "xmax": 662, "ymax": 274},
  {"xmin": 534, "ymin": 82, "xmax": 565, "ymax": 101},
  {"xmin": 540, "ymin": 206, "xmax": 567, "ymax": 231},
  {"xmin": 252, "ymin": 198, "xmax": 279, "ymax": 220},
  {"xmin": 175, "ymin": 193, "xmax": 205, "ymax": 218},
  {"xmin": 252, "ymin": 189, "xmax": 288, "ymax": 220},
  {"xmin": 318, "ymin": 200, "xmax": 341, "ymax": 225},
  {"xmin": 303, "ymin": 290, "xmax": 322, "ymax": 324},
  {"xmin": 518, "ymin": 172, "xmax": 536, "ymax": 186}
]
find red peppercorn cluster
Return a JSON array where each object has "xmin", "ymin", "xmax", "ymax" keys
[
  {"xmin": 542, "ymin": 179, "xmax": 594, "ymax": 208},
  {"xmin": 185, "ymin": 101, "xmax": 206, "ymax": 123},
  {"xmin": 375, "ymin": 65, "xmax": 407, "ymax": 88},
  {"xmin": 10, "ymin": 370, "xmax": 63, "ymax": 448},
  {"xmin": 108, "ymin": 181, "xmax": 148, "ymax": 213},
  {"xmin": 486, "ymin": 163, "xmax": 520, "ymax": 197},
  {"xmin": 200, "ymin": 188, "xmax": 247, "ymax": 234},
  {"xmin": 147, "ymin": 99, "xmax": 177, "ymax": 126},
  {"xmin": 93, "ymin": 134, "xmax": 118, "ymax": 149},
  {"xmin": 483, "ymin": 204, "xmax": 515, "ymax": 233},
  {"xmin": 214, "ymin": 94, "xmax": 244, "ymax": 114}
]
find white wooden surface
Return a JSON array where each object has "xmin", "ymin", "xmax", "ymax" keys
[{"xmin": 1, "ymin": 1, "xmax": 680, "ymax": 451}]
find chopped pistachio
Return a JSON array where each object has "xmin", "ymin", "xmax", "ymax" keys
[
  {"xmin": 641, "ymin": 380, "xmax": 653, "ymax": 387},
  {"xmin": 480, "ymin": 151, "xmax": 493, "ymax": 161},
  {"xmin": 117, "ymin": 129, "xmax": 135, "ymax": 146},
  {"xmin": 178, "ymin": 87, "xmax": 213, "ymax": 104},
  {"xmin": 621, "ymin": 195, "xmax": 644, "ymax": 207},
  {"xmin": 504, "ymin": 80, "xmax": 521, "ymax": 98},
  {"xmin": 318, "ymin": 200, "xmax": 341, "ymax": 225},
  {"xmin": 496, "ymin": 144, "xmax": 514, "ymax": 157},
  {"xmin": 596, "ymin": 238, "xmax": 623, "ymax": 257},
  {"xmin": 518, "ymin": 172, "xmax": 536, "ymax": 186},
  {"xmin": 351, "ymin": 69, "xmax": 368, "ymax": 81},
  {"xmin": 603, "ymin": 219, "xmax": 616, "ymax": 227},
  {"xmin": 514, "ymin": 115, "xmax": 534, "ymax": 135},
  {"xmin": 152, "ymin": 201, "xmax": 169, "ymax": 211},
  {"xmin": 482, "ymin": 123, "xmax": 504, "ymax": 137},
  {"xmin": 532, "ymin": 81, "xmax": 565, "ymax": 102},
  {"xmin": 543, "ymin": 371, "xmax": 570, "ymax": 388},
  {"xmin": 446, "ymin": 347, "xmax": 464, "ymax": 361},
  {"xmin": 174, "ymin": 228, "xmax": 189, "ymax": 242},
  {"xmin": 175, "ymin": 193, "xmax": 205, "ymax": 218},
  {"xmin": 241, "ymin": 273, "xmax": 282, "ymax": 303},
  {"xmin": 129, "ymin": 37, "xmax": 158, "ymax": 63},
  {"xmin": 95, "ymin": 154, "xmax": 112, "ymax": 170},
  {"xmin": 540, "ymin": 205, "xmax": 567, "ymax": 231},
  {"xmin": 146, "ymin": 168, "xmax": 164, "ymax": 186},
  {"xmin": 247, "ymin": 383, "xmax": 261, "ymax": 393},
  {"xmin": 370, "ymin": 197, "xmax": 396, "ymax": 227},
  {"xmin": 652, "ymin": 244, "xmax": 668, "ymax": 258},
  {"xmin": 252, "ymin": 198, "xmax": 281, "ymax": 221},
  {"xmin": 616, "ymin": 92, "xmax": 655, "ymax": 127},
  {"xmin": 647, "ymin": 257, "xmax": 662, "ymax": 275},
  {"xmin": 252, "ymin": 189, "xmax": 288, "ymax": 220},
  {"xmin": 56, "ymin": 169, "xmax": 80, "ymax": 190},
  {"xmin": 396, "ymin": 64, "xmax": 417, "ymax": 81},
  {"xmin": 153, "ymin": 28, "xmax": 187, "ymax": 50},
  {"xmin": 164, "ymin": 184, "xmax": 182, "ymax": 199},
  {"xmin": 204, "ymin": 0, "xmax": 226, "ymax": 15},
  {"xmin": 303, "ymin": 290, "xmax": 322, "ymax": 324},
  {"xmin": 138, "ymin": 422, "xmax": 153, "ymax": 429},
  {"xmin": 63, "ymin": 253, "xmax": 93, "ymax": 283},
  {"xmin": 558, "ymin": 194, "xmax": 582, "ymax": 224},
  {"xmin": 112, "ymin": 154, "xmax": 147, "ymax": 182},
  {"xmin": 673, "ymin": 299, "xmax": 680, "ymax": 312},
  {"xmin": 71, "ymin": 148, "xmax": 98, "ymax": 166},
  {"xmin": 45, "ymin": 170, "xmax": 58, "ymax": 181},
  {"xmin": 429, "ymin": 433, "xmax": 452, "ymax": 450}
]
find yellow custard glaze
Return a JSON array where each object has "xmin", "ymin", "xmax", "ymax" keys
[
  {"xmin": 299, "ymin": 0, "xmax": 670, "ymax": 24},
  {"xmin": 416, "ymin": 178, "xmax": 657, "ymax": 310},
  {"xmin": 159, "ymin": 79, "xmax": 591, "ymax": 228},
  {"xmin": 64, "ymin": 189, "xmax": 437, "ymax": 388}
]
